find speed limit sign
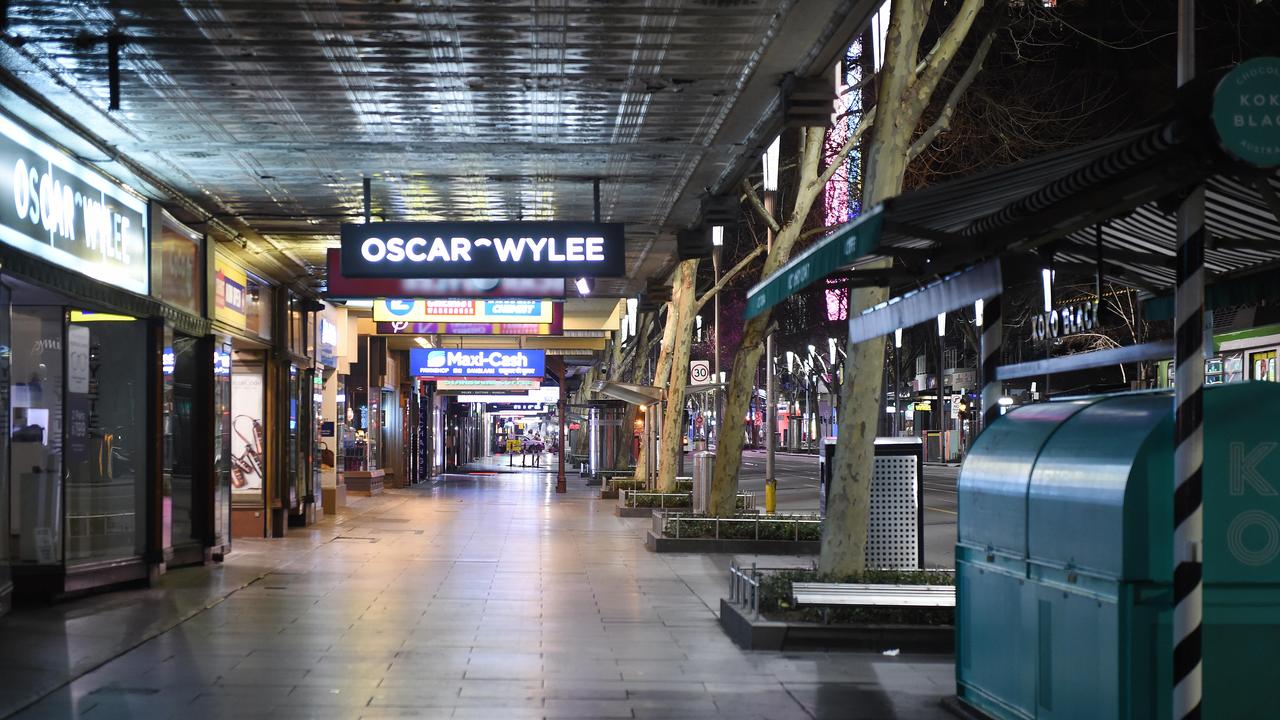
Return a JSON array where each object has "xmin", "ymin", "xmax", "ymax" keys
[{"xmin": 690, "ymin": 360, "xmax": 710, "ymax": 383}]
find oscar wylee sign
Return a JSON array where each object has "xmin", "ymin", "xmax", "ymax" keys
[
  {"xmin": 0, "ymin": 113, "xmax": 149, "ymax": 294},
  {"xmin": 341, "ymin": 221, "xmax": 625, "ymax": 279}
]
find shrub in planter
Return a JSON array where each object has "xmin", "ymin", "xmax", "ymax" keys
[
  {"xmin": 635, "ymin": 493, "xmax": 692, "ymax": 509},
  {"xmin": 674, "ymin": 479, "xmax": 694, "ymax": 492},
  {"xmin": 609, "ymin": 479, "xmax": 645, "ymax": 493},
  {"xmin": 661, "ymin": 513, "xmax": 821, "ymax": 540},
  {"xmin": 757, "ymin": 568, "xmax": 956, "ymax": 625}
]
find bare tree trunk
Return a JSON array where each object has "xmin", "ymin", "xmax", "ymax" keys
[
  {"xmin": 632, "ymin": 293, "xmax": 680, "ymax": 484},
  {"xmin": 709, "ymin": 312, "xmax": 769, "ymax": 515},
  {"xmin": 657, "ymin": 259, "xmax": 698, "ymax": 492},
  {"xmin": 820, "ymin": 0, "xmax": 984, "ymax": 574}
]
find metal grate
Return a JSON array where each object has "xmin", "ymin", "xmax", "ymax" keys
[{"xmin": 867, "ymin": 454, "xmax": 919, "ymax": 570}]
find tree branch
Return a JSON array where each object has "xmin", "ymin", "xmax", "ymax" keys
[
  {"xmin": 907, "ymin": 0, "xmax": 987, "ymax": 115},
  {"xmin": 741, "ymin": 178, "xmax": 780, "ymax": 234},
  {"xmin": 816, "ymin": 106, "xmax": 877, "ymax": 189},
  {"xmin": 695, "ymin": 244, "xmax": 766, "ymax": 312},
  {"xmin": 907, "ymin": 25, "xmax": 996, "ymax": 161}
]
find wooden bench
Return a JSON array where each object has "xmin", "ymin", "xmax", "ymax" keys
[{"xmin": 791, "ymin": 583, "xmax": 955, "ymax": 608}]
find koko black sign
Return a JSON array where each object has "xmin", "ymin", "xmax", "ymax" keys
[{"xmin": 340, "ymin": 221, "xmax": 626, "ymax": 279}]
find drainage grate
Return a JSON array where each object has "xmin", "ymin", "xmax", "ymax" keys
[
  {"xmin": 331, "ymin": 536, "xmax": 379, "ymax": 543},
  {"xmin": 88, "ymin": 687, "xmax": 161, "ymax": 697}
]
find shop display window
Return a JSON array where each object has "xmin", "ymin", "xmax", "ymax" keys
[
  {"xmin": 64, "ymin": 312, "xmax": 147, "ymax": 565},
  {"xmin": 10, "ymin": 307, "xmax": 64, "ymax": 564},
  {"xmin": 213, "ymin": 341, "xmax": 232, "ymax": 544},
  {"xmin": 1252, "ymin": 350, "xmax": 1277, "ymax": 382},
  {"xmin": 169, "ymin": 333, "xmax": 199, "ymax": 546},
  {"xmin": 231, "ymin": 351, "xmax": 266, "ymax": 504}
]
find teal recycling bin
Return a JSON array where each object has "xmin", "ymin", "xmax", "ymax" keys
[{"xmin": 956, "ymin": 383, "xmax": 1280, "ymax": 720}]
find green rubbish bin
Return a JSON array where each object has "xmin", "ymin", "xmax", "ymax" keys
[{"xmin": 956, "ymin": 383, "xmax": 1280, "ymax": 720}]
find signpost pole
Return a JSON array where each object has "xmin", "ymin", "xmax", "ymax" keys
[
  {"xmin": 1172, "ymin": 2, "xmax": 1203, "ymax": 716},
  {"xmin": 556, "ymin": 356, "xmax": 567, "ymax": 494},
  {"xmin": 764, "ymin": 192, "xmax": 777, "ymax": 515}
]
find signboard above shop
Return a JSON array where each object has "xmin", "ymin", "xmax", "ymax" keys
[
  {"xmin": 374, "ymin": 299, "xmax": 553, "ymax": 324},
  {"xmin": 325, "ymin": 249, "xmax": 565, "ymax": 298},
  {"xmin": 410, "ymin": 347, "xmax": 545, "ymax": 379},
  {"xmin": 340, "ymin": 221, "xmax": 625, "ymax": 279},
  {"xmin": 0, "ymin": 113, "xmax": 149, "ymax": 294}
]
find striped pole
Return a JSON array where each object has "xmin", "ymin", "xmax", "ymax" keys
[
  {"xmin": 979, "ymin": 293, "xmax": 1002, "ymax": 434},
  {"xmin": 1172, "ymin": 2, "xmax": 1202, "ymax": 718},
  {"xmin": 1173, "ymin": 186, "xmax": 1205, "ymax": 720}
]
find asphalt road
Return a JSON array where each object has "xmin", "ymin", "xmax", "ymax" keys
[{"xmin": 727, "ymin": 449, "xmax": 959, "ymax": 569}]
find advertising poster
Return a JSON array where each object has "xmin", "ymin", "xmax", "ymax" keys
[
  {"xmin": 230, "ymin": 371, "xmax": 265, "ymax": 495},
  {"xmin": 214, "ymin": 256, "xmax": 248, "ymax": 329},
  {"xmin": 153, "ymin": 210, "xmax": 202, "ymax": 315}
]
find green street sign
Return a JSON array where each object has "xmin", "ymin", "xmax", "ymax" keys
[
  {"xmin": 744, "ymin": 205, "xmax": 884, "ymax": 320},
  {"xmin": 1213, "ymin": 56, "xmax": 1280, "ymax": 168}
]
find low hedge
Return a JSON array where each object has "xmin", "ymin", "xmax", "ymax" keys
[
  {"xmin": 662, "ymin": 513, "xmax": 820, "ymax": 541},
  {"xmin": 758, "ymin": 568, "xmax": 956, "ymax": 625},
  {"xmin": 608, "ymin": 478, "xmax": 645, "ymax": 493},
  {"xmin": 633, "ymin": 493, "xmax": 692, "ymax": 509}
]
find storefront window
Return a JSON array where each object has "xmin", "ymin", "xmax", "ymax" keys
[
  {"xmin": 1252, "ymin": 350, "xmax": 1277, "ymax": 382},
  {"xmin": 244, "ymin": 275, "xmax": 272, "ymax": 341},
  {"xmin": 170, "ymin": 333, "xmax": 199, "ymax": 545},
  {"xmin": 0, "ymin": 284, "xmax": 10, "ymax": 589},
  {"xmin": 65, "ymin": 312, "xmax": 147, "ymax": 565},
  {"xmin": 10, "ymin": 307, "xmax": 63, "ymax": 564},
  {"xmin": 213, "ymin": 341, "xmax": 232, "ymax": 545}
]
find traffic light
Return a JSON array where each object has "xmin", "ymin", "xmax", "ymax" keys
[{"xmin": 956, "ymin": 397, "xmax": 971, "ymax": 419}]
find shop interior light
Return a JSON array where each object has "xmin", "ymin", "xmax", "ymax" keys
[
  {"xmin": 712, "ymin": 225, "xmax": 724, "ymax": 247},
  {"xmin": 998, "ymin": 396, "xmax": 1014, "ymax": 406},
  {"xmin": 828, "ymin": 337, "xmax": 837, "ymax": 365},
  {"xmin": 786, "ymin": 350, "xmax": 795, "ymax": 373},
  {"xmin": 975, "ymin": 298, "xmax": 984, "ymax": 327},
  {"xmin": 575, "ymin": 277, "xmax": 591, "ymax": 296},
  {"xmin": 894, "ymin": 328, "xmax": 902, "ymax": 348},
  {"xmin": 414, "ymin": 337, "xmax": 430, "ymax": 348},
  {"xmin": 1041, "ymin": 268, "xmax": 1053, "ymax": 312},
  {"xmin": 762, "ymin": 136, "xmax": 781, "ymax": 192},
  {"xmin": 70, "ymin": 311, "xmax": 136, "ymax": 322},
  {"xmin": 626, "ymin": 297, "xmax": 638, "ymax": 336}
]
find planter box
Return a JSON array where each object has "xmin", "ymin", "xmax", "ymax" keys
[
  {"xmin": 600, "ymin": 488, "xmax": 619, "ymax": 500},
  {"xmin": 615, "ymin": 506, "xmax": 656, "ymax": 518},
  {"xmin": 644, "ymin": 530, "xmax": 819, "ymax": 554},
  {"xmin": 718, "ymin": 598, "xmax": 953, "ymax": 653}
]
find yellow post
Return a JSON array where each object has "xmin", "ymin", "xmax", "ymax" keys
[{"xmin": 765, "ymin": 479, "xmax": 776, "ymax": 514}]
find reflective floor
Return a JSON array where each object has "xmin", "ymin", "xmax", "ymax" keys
[{"xmin": 7, "ymin": 469, "xmax": 954, "ymax": 719}]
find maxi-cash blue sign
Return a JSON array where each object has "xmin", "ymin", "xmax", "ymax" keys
[{"xmin": 410, "ymin": 348, "xmax": 546, "ymax": 379}]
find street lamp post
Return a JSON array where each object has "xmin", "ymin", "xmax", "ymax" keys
[
  {"xmin": 762, "ymin": 136, "xmax": 780, "ymax": 513},
  {"xmin": 712, "ymin": 225, "xmax": 724, "ymax": 449}
]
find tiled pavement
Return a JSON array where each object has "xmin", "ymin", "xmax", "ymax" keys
[{"xmin": 2, "ymin": 469, "xmax": 955, "ymax": 719}]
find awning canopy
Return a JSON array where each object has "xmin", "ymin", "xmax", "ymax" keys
[{"xmin": 746, "ymin": 76, "xmax": 1280, "ymax": 331}]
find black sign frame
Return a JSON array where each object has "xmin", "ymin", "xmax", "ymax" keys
[{"xmin": 340, "ymin": 221, "xmax": 625, "ymax": 279}]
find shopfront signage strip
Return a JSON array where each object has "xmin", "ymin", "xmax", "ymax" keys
[
  {"xmin": 0, "ymin": 113, "xmax": 148, "ymax": 294},
  {"xmin": 341, "ymin": 221, "xmax": 625, "ymax": 279},
  {"xmin": 374, "ymin": 298, "xmax": 553, "ymax": 324},
  {"xmin": 410, "ymin": 347, "xmax": 546, "ymax": 378},
  {"xmin": 1030, "ymin": 298, "xmax": 1100, "ymax": 343}
]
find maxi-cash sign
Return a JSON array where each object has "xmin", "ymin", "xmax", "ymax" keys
[
  {"xmin": 0, "ymin": 113, "xmax": 148, "ymax": 294},
  {"xmin": 409, "ymin": 348, "xmax": 546, "ymax": 379},
  {"xmin": 341, "ymin": 221, "xmax": 625, "ymax": 279}
]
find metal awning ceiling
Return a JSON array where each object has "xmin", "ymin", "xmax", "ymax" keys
[
  {"xmin": 0, "ymin": 0, "xmax": 877, "ymax": 296},
  {"xmin": 749, "ymin": 83, "xmax": 1280, "ymax": 326}
]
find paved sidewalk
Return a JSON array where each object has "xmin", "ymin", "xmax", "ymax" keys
[{"xmin": 3, "ymin": 470, "xmax": 956, "ymax": 719}]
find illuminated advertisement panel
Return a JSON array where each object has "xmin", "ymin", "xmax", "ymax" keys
[{"xmin": 374, "ymin": 299, "xmax": 553, "ymax": 324}]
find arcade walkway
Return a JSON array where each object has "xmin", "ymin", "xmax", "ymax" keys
[{"xmin": 2, "ymin": 471, "xmax": 954, "ymax": 719}]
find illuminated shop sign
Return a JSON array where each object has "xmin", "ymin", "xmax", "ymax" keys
[
  {"xmin": 410, "ymin": 347, "xmax": 545, "ymax": 378},
  {"xmin": 340, "ymin": 221, "xmax": 625, "ymax": 279},
  {"xmin": 486, "ymin": 403, "xmax": 543, "ymax": 412},
  {"xmin": 437, "ymin": 379, "xmax": 542, "ymax": 391},
  {"xmin": 374, "ymin": 299, "xmax": 553, "ymax": 324},
  {"xmin": 0, "ymin": 113, "xmax": 149, "ymax": 294},
  {"xmin": 325, "ymin": 248, "xmax": 565, "ymax": 299},
  {"xmin": 376, "ymin": 321, "xmax": 555, "ymax": 336}
]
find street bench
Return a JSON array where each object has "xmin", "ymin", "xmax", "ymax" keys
[{"xmin": 791, "ymin": 583, "xmax": 955, "ymax": 608}]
